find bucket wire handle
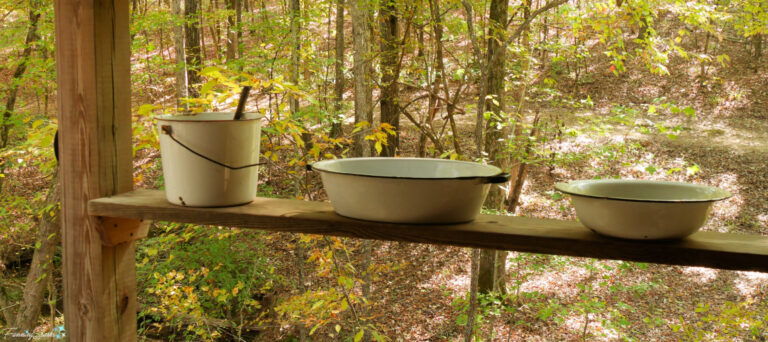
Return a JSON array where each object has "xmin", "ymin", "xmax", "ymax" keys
[{"xmin": 161, "ymin": 125, "xmax": 264, "ymax": 170}]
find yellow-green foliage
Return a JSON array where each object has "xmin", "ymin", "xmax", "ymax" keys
[{"xmin": 137, "ymin": 224, "xmax": 277, "ymax": 340}]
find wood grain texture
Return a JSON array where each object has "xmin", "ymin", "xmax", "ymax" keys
[
  {"xmin": 100, "ymin": 218, "xmax": 150, "ymax": 247},
  {"xmin": 94, "ymin": 1, "xmax": 137, "ymax": 340},
  {"xmin": 91, "ymin": 189, "xmax": 768, "ymax": 273},
  {"xmin": 55, "ymin": 0, "xmax": 135, "ymax": 340}
]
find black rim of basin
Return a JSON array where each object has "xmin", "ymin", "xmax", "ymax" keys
[{"xmin": 555, "ymin": 179, "xmax": 732, "ymax": 203}]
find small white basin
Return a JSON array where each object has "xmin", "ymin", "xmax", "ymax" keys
[{"xmin": 555, "ymin": 179, "xmax": 731, "ymax": 240}]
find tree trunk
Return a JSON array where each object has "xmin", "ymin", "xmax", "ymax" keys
[
  {"xmin": 330, "ymin": 0, "xmax": 345, "ymax": 138},
  {"xmin": 427, "ymin": 0, "xmax": 443, "ymax": 158},
  {"xmin": 226, "ymin": 0, "xmax": 239, "ymax": 62},
  {"xmin": 0, "ymin": 275, "xmax": 12, "ymax": 326},
  {"xmin": 172, "ymin": 0, "xmax": 188, "ymax": 107},
  {"xmin": 475, "ymin": 0, "xmax": 510, "ymax": 161},
  {"xmin": 522, "ymin": 0, "xmax": 532, "ymax": 45},
  {"xmin": 494, "ymin": 250, "xmax": 507, "ymax": 294},
  {"xmin": 379, "ymin": 0, "xmax": 400, "ymax": 156},
  {"xmin": 14, "ymin": 181, "xmax": 60, "ymax": 332},
  {"xmin": 289, "ymin": 0, "xmax": 301, "ymax": 115},
  {"xmin": 429, "ymin": 0, "xmax": 463, "ymax": 156},
  {"xmin": 463, "ymin": 248, "xmax": 480, "ymax": 342},
  {"xmin": 476, "ymin": 0, "xmax": 510, "ymax": 297},
  {"xmin": 482, "ymin": 0, "xmax": 509, "ymax": 209},
  {"xmin": 350, "ymin": 3, "xmax": 374, "ymax": 339},
  {"xmin": 1, "ymin": 5, "xmax": 41, "ymax": 151},
  {"xmin": 0, "ymin": 3, "xmax": 42, "ymax": 328},
  {"xmin": 199, "ymin": 2, "xmax": 209, "ymax": 61},
  {"xmin": 700, "ymin": 31, "xmax": 710, "ymax": 78},
  {"xmin": 236, "ymin": 0, "xmax": 243, "ymax": 59},
  {"xmin": 185, "ymin": 0, "xmax": 203, "ymax": 97},
  {"xmin": 349, "ymin": 0, "xmax": 373, "ymax": 157},
  {"xmin": 210, "ymin": 0, "xmax": 222, "ymax": 61},
  {"xmin": 0, "ymin": 4, "xmax": 41, "ymax": 196},
  {"xmin": 360, "ymin": 239, "xmax": 372, "ymax": 341},
  {"xmin": 478, "ymin": 248, "xmax": 507, "ymax": 295},
  {"xmin": 477, "ymin": 249, "xmax": 496, "ymax": 293},
  {"xmin": 461, "ymin": 0, "xmax": 484, "ymax": 155},
  {"xmin": 295, "ymin": 240, "xmax": 308, "ymax": 342}
]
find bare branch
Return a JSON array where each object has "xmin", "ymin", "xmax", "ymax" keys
[{"xmin": 507, "ymin": 0, "xmax": 568, "ymax": 45}]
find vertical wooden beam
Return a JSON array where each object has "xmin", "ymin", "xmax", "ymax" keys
[{"xmin": 55, "ymin": 0, "xmax": 135, "ymax": 341}]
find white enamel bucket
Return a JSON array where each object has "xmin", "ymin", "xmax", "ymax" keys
[{"xmin": 156, "ymin": 112, "xmax": 263, "ymax": 207}]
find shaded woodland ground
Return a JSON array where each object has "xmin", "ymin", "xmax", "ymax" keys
[{"xmin": 1, "ymin": 0, "xmax": 767, "ymax": 340}]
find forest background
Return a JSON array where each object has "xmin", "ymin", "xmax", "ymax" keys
[{"xmin": 1, "ymin": 0, "xmax": 767, "ymax": 340}]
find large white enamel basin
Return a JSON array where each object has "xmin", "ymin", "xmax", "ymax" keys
[{"xmin": 309, "ymin": 158, "xmax": 509, "ymax": 224}]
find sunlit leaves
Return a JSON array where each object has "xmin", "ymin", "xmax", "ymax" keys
[{"xmin": 137, "ymin": 226, "xmax": 273, "ymax": 340}]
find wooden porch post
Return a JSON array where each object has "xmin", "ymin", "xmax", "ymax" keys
[{"xmin": 55, "ymin": 0, "xmax": 136, "ymax": 341}]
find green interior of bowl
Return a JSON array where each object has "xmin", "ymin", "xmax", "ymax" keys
[
  {"xmin": 555, "ymin": 179, "xmax": 731, "ymax": 202},
  {"xmin": 311, "ymin": 158, "xmax": 501, "ymax": 179}
]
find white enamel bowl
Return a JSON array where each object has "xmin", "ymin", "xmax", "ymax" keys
[
  {"xmin": 309, "ymin": 158, "xmax": 509, "ymax": 224},
  {"xmin": 555, "ymin": 179, "xmax": 731, "ymax": 240}
]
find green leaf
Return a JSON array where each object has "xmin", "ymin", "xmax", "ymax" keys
[
  {"xmin": 371, "ymin": 330, "xmax": 386, "ymax": 342},
  {"xmin": 309, "ymin": 323, "xmax": 322, "ymax": 335},
  {"xmin": 310, "ymin": 299, "xmax": 325, "ymax": 311},
  {"xmin": 340, "ymin": 298, "xmax": 349, "ymax": 311},
  {"xmin": 686, "ymin": 164, "xmax": 701, "ymax": 176},
  {"xmin": 137, "ymin": 104, "xmax": 159, "ymax": 116},
  {"xmin": 199, "ymin": 80, "xmax": 217, "ymax": 96},
  {"xmin": 338, "ymin": 275, "xmax": 354, "ymax": 289},
  {"xmin": 354, "ymin": 328, "xmax": 364, "ymax": 342},
  {"xmin": 647, "ymin": 105, "xmax": 656, "ymax": 115},
  {"xmin": 200, "ymin": 66, "xmax": 222, "ymax": 77},
  {"xmin": 682, "ymin": 106, "xmax": 695, "ymax": 118}
]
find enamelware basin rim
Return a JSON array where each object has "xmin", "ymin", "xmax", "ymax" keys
[
  {"xmin": 555, "ymin": 179, "xmax": 732, "ymax": 203},
  {"xmin": 310, "ymin": 157, "xmax": 504, "ymax": 180},
  {"xmin": 156, "ymin": 112, "xmax": 263, "ymax": 122}
]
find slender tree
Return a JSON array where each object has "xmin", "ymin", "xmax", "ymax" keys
[
  {"xmin": 379, "ymin": 0, "xmax": 400, "ymax": 156},
  {"xmin": 0, "ymin": 2, "xmax": 43, "ymax": 327},
  {"xmin": 349, "ymin": 0, "xmax": 373, "ymax": 157},
  {"xmin": 172, "ymin": 0, "xmax": 188, "ymax": 106},
  {"xmin": 350, "ymin": 2, "xmax": 375, "ymax": 341},
  {"xmin": 482, "ymin": 0, "xmax": 510, "ymax": 209},
  {"xmin": 429, "ymin": 0, "xmax": 463, "ymax": 155},
  {"xmin": 463, "ymin": 248, "xmax": 480, "ymax": 342},
  {"xmin": 13, "ymin": 181, "xmax": 60, "ymax": 332},
  {"xmin": 1, "ymin": 2, "xmax": 41, "ymax": 152},
  {"xmin": 289, "ymin": 0, "xmax": 301, "ymax": 115},
  {"xmin": 226, "ymin": 0, "xmax": 239, "ymax": 62},
  {"xmin": 185, "ymin": 0, "xmax": 203, "ymax": 97},
  {"xmin": 236, "ymin": 0, "xmax": 243, "ymax": 59},
  {"xmin": 474, "ymin": 0, "xmax": 568, "ymax": 296},
  {"xmin": 1, "ymin": 0, "xmax": 41, "ymax": 197},
  {"xmin": 330, "ymin": 0, "xmax": 345, "ymax": 138}
]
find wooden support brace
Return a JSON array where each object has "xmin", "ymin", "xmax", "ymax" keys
[{"xmin": 99, "ymin": 217, "xmax": 150, "ymax": 246}]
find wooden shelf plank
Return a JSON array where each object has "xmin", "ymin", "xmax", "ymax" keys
[{"xmin": 89, "ymin": 189, "xmax": 768, "ymax": 273}]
